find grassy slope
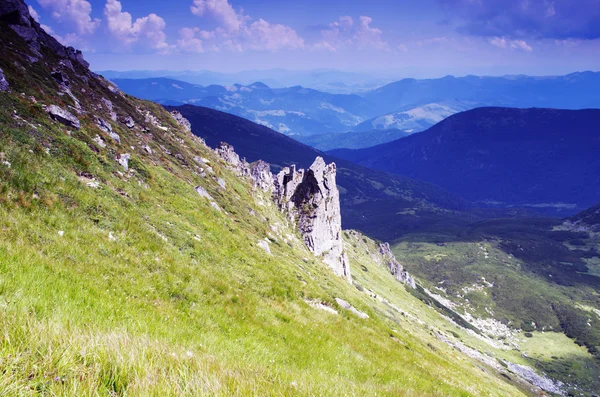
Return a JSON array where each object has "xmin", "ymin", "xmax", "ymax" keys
[
  {"xmin": 392, "ymin": 230, "xmax": 600, "ymax": 395},
  {"xmin": 0, "ymin": 23, "xmax": 528, "ymax": 396}
]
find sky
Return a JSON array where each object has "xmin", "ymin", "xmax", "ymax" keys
[{"xmin": 27, "ymin": 0, "xmax": 600, "ymax": 77}]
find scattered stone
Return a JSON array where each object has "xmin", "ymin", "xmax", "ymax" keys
[
  {"xmin": 274, "ymin": 157, "xmax": 351, "ymax": 280},
  {"xmin": 57, "ymin": 230, "xmax": 64, "ymax": 237},
  {"xmin": 95, "ymin": 117, "xmax": 112, "ymax": 133},
  {"xmin": 195, "ymin": 185, "xmax": 212, "ymax": 199},
  {"xmin": 101, "ymin": 97, "xmax": 113, "ymax": 111},
  {"xmin": 170, "ymin": 110, "xmax": 192, "ymax": 132},
  {"xmin": 109, "ymin": 131, "xmax": 121, "ymax": 144},
  {"xmin": 108, "ymin": 232, "xmax": 116, "ymax": 241},
  {"xmin": 506, "ymin": 363, "xmax": 564, "ymax": 395},
  {"xmin": 210, "ymin": 201, "xmax": 222, "ymax": 212},
  {"xmin": 116, "ymin": 153, "xmax": 130, "ymax": 171},
  {"xmin": 92, "ymin": 135, "xmax": 106, "ymax": 148},
  {"xmin": 217, "ymin": 178, "xmax": 226, "ymax": 189},
  {"xmin": 51, "ymin": 69, "xmax": 69, "ymax": 86},
  {"xmin": 379, "ymin": 243, "xmax": 416, "ymax": 288},
  {"xmin": 0, "ymin": 68, "xmax": 9, "ymax": 92},
  {"xmin": 143, "ymin": 145, "xmax": 153, "ymax": 154},
  {"xmin": 335, "ymin": 298, "xmax": 369, "ymax": 319},
  {"xmin": 47, "ymin": 105, "xmax": 80, "ymax": 129},
  {"xmin": 306, "ymin": 300, "xmax": 338, "ymax": 315},
  {"xmin": 257, "ymin": 239, "xmax": 271, "ymax": 254},
  {"xmin": 118, "ymin": 115, "xmax": 135, "ymax": 129}
]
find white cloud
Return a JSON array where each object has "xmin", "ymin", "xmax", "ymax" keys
[
  {"xmin": 190, "ymin": 0, "xmax": 245, "ymax": 32},
  {"xmin": 37, "ymin": 0, "xmax": 100, "ymax": 35},
  {"xmin": 104, "ymin": 0, "xmax": 170, "ymax": 52},
  {"xmin": 181, "ymin": 0, "xmax": 304, "ymax": 52},
  {"xmin": 490, "ymin": 36, "xmax": 533, "ymax": 52},
  {"xmin": 315, "ymin": 15, "xmax": 388, "ymax": 51}
]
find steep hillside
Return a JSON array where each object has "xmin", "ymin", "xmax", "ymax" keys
[
  {"xmin": 112, "ymin": 78, "xmax": 378, "ymax": 136},
  {"xmin": 570, "ymin": 203, "xmax": 600, "ymax": 232},
  {"xmin": 331, "ymin": 107, "xmax": 600, "ymax": 215},
  {"xmin": 167, "ymin": 104, "xmax": 473, "ymax": 241},
  {"xmin": 0, "ymin": 1, "xmax": 553, "ymax": 395},
  {"xmin": 295, "ymin": 128, "xmax": 411, "ymax": 151},
  {"xmin": 363, "ymin": 73, "xmax": 600, "ymax": 115}
]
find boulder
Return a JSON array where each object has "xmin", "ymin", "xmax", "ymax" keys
[
  {"xmin": 273, "ymin": 157, "xmax": 351, "ymax": 280},
  {"xmin": 0, "ymin": 68, "xmax": 9, "ymax": 92},
  {"xmin": 215, "ymin": 142, "xmax": 250, "ymax": 176},
  {"xmin": 47, "ymin": 105, "xmax": 80, "ymax": 129},
  {"xmin": 116, "ymin": 153, "xmax": 130, "ymax": 171},
  {"xmin": 379, "ymin": 243, "xmax": 416, "ymax": 288},
  {"xmin": 95, "ymin": 117, "xmax": 112, "ymax": 133},
  {"xmin": 118, "ymin": 115, "xmax": 135, "ymax": 129}
]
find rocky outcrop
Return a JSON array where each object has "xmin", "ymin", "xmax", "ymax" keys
[
  {"xmin": 95, "ymin": 117, "xmax": 112, "ymax": 133},
  {"xmin": 0, "ymin": 68, "xmax": 8, "ymax": 92},
  {"xmin": 47, "ymin": 105, "xmax": 80, "ymax": 129},
  {"xmin": 274, "ymin": 157, "xmax": 351, "ymax": 280},
  {"xmin": 379, "ymin": 243, "xmax": 416, "ymax": 288},
  {"xmin": 250, "ymin": 160, "xmax": 273, "ymax": 192},
  {"xmin": 215, "ymin": 142, "xmax": 250, "ymax": 176},
  {"xmin": 170, "ymin": 111, "xmax": 191, "ymax": 132}
]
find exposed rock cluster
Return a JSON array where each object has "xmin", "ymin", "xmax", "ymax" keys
[
  {"xmin": 170, "ymin": 111, "xmax": 192, "ymax": 132},
  {"xmin": 273, "ymin": 157, "xmax": 351, "ymax": 280},
  {"xmin": 378, "ymin": 243, "xmax": 416, "ymax": 288},
  {"xmin": 214, "ymin": 142, "xmax": 250, "ymax": 177}
]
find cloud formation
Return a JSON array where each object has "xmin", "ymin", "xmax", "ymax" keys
[
  {"xmin": 440, "ymin": 0, "xmax": 600, "ymax": 40},
  {"xmin": 104, "ymin": 0, "xmax": 170, "ymax": 52},
  {"xmin": 180, "ymin": 0, "xmax": 304, "ymax": 52},
  {"xmin": 489, "ymin": 36, "xmax": 533, "ymax": 52},
  {"xmin": 316, "ymin": 15, "xmax": 388, "ymax": 51},
  {"xmin": 37, "ymin": 0, "xmax": 100, "ymax": 35}
]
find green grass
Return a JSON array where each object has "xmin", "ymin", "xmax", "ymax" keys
[{"xmin": 0, "ymin": 87, "xmax": 529, "ymax": 395}]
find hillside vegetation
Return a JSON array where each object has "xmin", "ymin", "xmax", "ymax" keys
[{"xmin": 0, "ymin": 3, "xmax": 540, "ymax": 395}]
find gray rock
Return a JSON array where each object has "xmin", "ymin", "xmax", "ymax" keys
[
  {"xmin": 101, "ymin": 97, "xmax": 113, "ymax": 112},
  {"xmin": 118, "ymin": 115, "xmax": 135, "ymax": 129},
  {"xmin": 95, "ymin": 117, "xmax": 112, "ymax": 133},
  {"xmin": 217, "ymin": 178, "xmax": 226, "ymax": 189},
  {"xmin": 92, "ymin": 135, "xmax": 106, "ymax": 148},
  {"xmin": 0, "ymin": 0, "xmax": 32, "ymax": 27},
  {"xmin": 273, "ymin": 157, "xmax": 351, "ymax": 280},
  {"xmin": 47, "ymin": 105, "xmax": 80, "ymax": 129},
  {"xmin": 0, "ymin": 68, "xmax": 9, "ymax": 92},
  {"xmin": 335, "ymin": 298, "xmax": 369, "ymax": 319},
  {"xmin": 51, "ymin": 70, "xmax": 69, "ymax": 86},
  {"xmin": 194, "ymin": 185, "xmax": 212, "ymax": 199},
  {"xmin": 143, "ymin": 145, "xmax": 153, "ymax": 155},
  {"xmin": 10, "ymin": 24, "xmax": 38, "ymax": 43},
  {"xmin": 257, "ymin": 239, "xmax": 271, "ymax": 254},
  {"xmin": 215, "ymin": 142, "xmax": 250, "ymax": 176},
  {"xmin": 116, "ymin": 153, "xmax": 130, "ymax": 171},
  {"xmin": 506, "ymin": 363, "xmax": 564, "ymax": 395},
  {"xmin": 109, "ymin": 132, "xmax": 121, "ymax": 144},
  {"xmin": 250, "ymin": 160, "xmax": 273, "ymax": 192},
  {"xmin": 379, "ymin": 242, "xmax": 416, "ymax": 288},
  {"xmin": 170, "ymin": 111, "xmax": 192, "ymax": 132}
]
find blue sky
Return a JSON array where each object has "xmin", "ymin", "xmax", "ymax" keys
[{"xmin": 27, "ymin": 0, "xmax": 600, "ymax": 77}]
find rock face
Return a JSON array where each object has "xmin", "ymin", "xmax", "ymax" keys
[
  {"xmin": 47, "ymin": 105, "xmax": 80, "ymax": 129},
  {"xmin": 379, "ymin": 243, "xmax": 416, "ymax": 288},
  {"xmin": 118, "ymin": 115, "xmax": 135, "ymax": 129},
  {"xmin": 0, "ymin": 68, "xmax": 8, "ymax": 91},
  {"xmin": 250, "ymin": 160, "xmax": 273, "ymax": 192},
  {"xmin": 215, "ymin": 142, "xmax": 250, "ymax": 176},
  {"xmin": 274, "ymin": 157, "xmax": 351, "ymax": 280}
]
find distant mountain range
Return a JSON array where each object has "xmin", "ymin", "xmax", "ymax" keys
[
  {"xmin": 113, "ymin": 78, "xmax": 378, "ymax": 136},
  {"xmin": 330, "ymin": 107, "xmax": 600, "ymax": 215},
  {"xmin": 100, "ymin": 69, "xmax": 393, "ymax": 94},
  {"xmin": 110, "ymin": 71, "xmax": 600, "ymax": 151}
]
